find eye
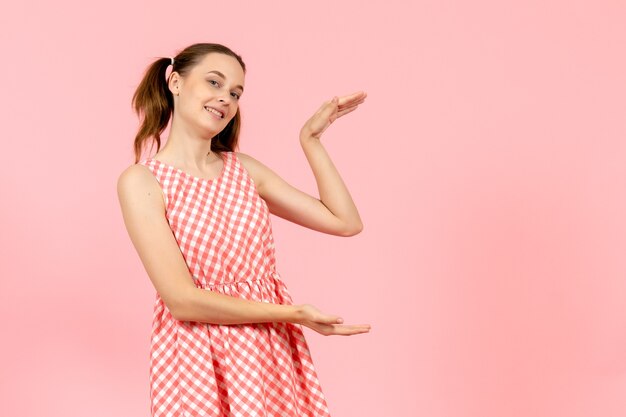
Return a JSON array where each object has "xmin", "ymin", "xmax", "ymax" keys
[
  {"xmin": 208, "ymin": 79, "xmax": 220, "ymax": 87},
  {"xmin": 231, "ymin": 92, "xmax": 241, "ymax": 100}
]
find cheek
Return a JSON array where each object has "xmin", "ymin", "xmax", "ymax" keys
[{"xmin": 228, "ymin": 107, "xmax": 239, "ymax": 120}]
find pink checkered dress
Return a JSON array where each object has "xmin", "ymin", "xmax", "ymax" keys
[{"xmin": 137, "ymin": 151, "xmax": 332, "ymax": 417}]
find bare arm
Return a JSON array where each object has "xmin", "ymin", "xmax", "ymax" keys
[
  {"xmin": 298, "ymin": 93, "xmax": 366, "ymax": 234},
  {"xmin": 236, "ymin": 92, "xmax": 366, "ymax": 237},
  {"xmin": 299, "ymin": 135, "xmax": 362, "ymax": 234},
  {"xmin": 180, "ymin": 289, "xmax": 301, "ymax": 324},
  {"xmin": 116, "ymin": 163, "xmax": 302, "ymax": 325}
]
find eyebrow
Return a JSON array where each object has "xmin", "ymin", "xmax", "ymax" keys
[{"xmin": 206, "ymin": 70, "xmax": 244, "ymax": 92}]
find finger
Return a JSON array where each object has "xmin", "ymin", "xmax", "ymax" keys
[
  {"xmin": 337, "ymin": 91, "xmax": 366, "ymax": 106},
  {"xmin": 336, "ymin": 105, "xmax": 359, "ymax": 118},
  {"xmin": 337, "ymin": 98, "xmax": 364, "ymax": 111},
  {"xmin": 335, "ymin": 327, "xmax": 371, "ymax": 336},
  {"xmin": 338, "ymin": 91, "xmax": 366, "ymax": 102},
  {"xmin": 311, "ymin": 312, "xmax": 344, "ymax": 324},
  {"xmin": 338, "ymin": 97, "xmax": 366, "ymax": 112},
  {"xmin": 331, "ymin": 324, "xmax": 371, "ymax": 335},
  {"xmin": 324, "ymin": 314, "xmax": 344, "ymax": 324},
  {"xmin": 338, "ymin": 101, "xmax": 363, "ymax": 111},
  {"xmin": 318, "ymin": 97, "xmax": 339, "ymax": 120}
]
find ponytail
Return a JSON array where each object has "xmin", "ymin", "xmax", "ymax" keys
[{"xmin": 131, "ymin": 57, "xmax": 173, "ymax": 164}]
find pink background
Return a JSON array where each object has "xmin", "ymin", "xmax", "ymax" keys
[{"xmin": 2, "ymin": 1, "xmax": 626, "ymax": 416}]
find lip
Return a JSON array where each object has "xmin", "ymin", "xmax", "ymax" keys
[{"xmin": 204, "ymin": 106, "xmax": 226, "ymax": 119}]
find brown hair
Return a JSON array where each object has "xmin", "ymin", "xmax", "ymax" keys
[{"xmin": 130, "ymin": 43, "xmax": 246, "ymax": 163}]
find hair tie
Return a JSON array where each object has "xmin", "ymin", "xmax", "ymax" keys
[{"xmin": 170, "ymin": 57, "xmax": 174, "ymax": 66}]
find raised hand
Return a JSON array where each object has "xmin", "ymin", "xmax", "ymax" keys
[
  {"xmin": 300, "ymin": 91, "xmax": 367, "ymax": 140},
  {"xmin": 294, "ymin": 303, "xmax": 371, "ymax": 336}
]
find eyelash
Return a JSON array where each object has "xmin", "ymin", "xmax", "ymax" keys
[{"xmin": 208, "ymin": 79, "xmax": 241, "ymax": 100}]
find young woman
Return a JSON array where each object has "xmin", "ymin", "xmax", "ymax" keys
[{"xmin": 117, "ymin": 43, "xmax": 370, "ymax": 417}]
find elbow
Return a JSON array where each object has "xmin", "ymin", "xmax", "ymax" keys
[
  {"xmin": 167, "ymin": 289, "xmax": 195, "ymax": 321},
  {"xmin": 170, "ymin": 306, "xmax": 186, "ymax": 321},
  {"xmin": 168, "ymin": 302, "xmax": 186, "ymax": 321},
  {"xmin": 171, "ymin": 303, "xmax": 196, "ymax": 322},
  {"xmin": 340, "ymin": 221, "xmax": 364, "ymax": 237}
]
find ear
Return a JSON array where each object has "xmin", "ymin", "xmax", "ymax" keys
[{"xmin": 167, "ymin": 71, "xmax": 181, "ymax": 96}]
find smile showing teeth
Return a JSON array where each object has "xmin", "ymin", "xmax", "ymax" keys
[{"xmin": 204, "ymin": 106, "xmax": 224, "ymax": 119}]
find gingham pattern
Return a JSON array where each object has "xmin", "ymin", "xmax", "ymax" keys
[{"xmin": 138, "ymin": 151, "xmax": 332, "ymax": 417}]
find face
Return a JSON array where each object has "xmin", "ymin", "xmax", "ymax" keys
[{"xmin": 169, "ymin": 53, "xmax": 245, "ymax": 135}]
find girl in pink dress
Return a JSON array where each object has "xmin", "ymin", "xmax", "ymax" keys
[{"xmin": 117, "ymin": 43, "xmax": 370, "ymax": 417}]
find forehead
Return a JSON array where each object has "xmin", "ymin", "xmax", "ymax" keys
[{"xmin": 195, "ymin": 53, "xmax": 245, "ymax": 84}]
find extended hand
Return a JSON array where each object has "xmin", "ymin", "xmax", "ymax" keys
[
  {"xmin": 300, "ymin": 91, "xmax": 367, "ymax": 139},
  {"xmin": 295, "ymin": 303, "xmax": 372, "ymax": 336}
]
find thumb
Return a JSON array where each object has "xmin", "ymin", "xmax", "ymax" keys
[
  {"xmin": 319, "ymin": 314, "xmax": 343, "ymax": 324},
  {"xmin": 319, "ymin": 97, "xmax": 338, "ymax": 119}
]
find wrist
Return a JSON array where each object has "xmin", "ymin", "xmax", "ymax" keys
[
  {"xmin": 300, "ymin": 133, "xmax": 320, "ymax": 147},
  {"xmin": 299, "ymin": 127, "xmax": 321, "ymax": 142},
  {"xmin": 284, "ymin": 304, "xmax": 304, "ymax": 324}
]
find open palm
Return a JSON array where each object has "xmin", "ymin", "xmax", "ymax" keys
[
  {"xmin": 300, "ymin": 91, "xmax": 367, "ymax": 139},
  {"xmin": 296, "ymin": 303, "xmax": 371, "ymax": 336}
]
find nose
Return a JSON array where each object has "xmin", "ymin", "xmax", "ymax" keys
[{"xmin": 218, "ymin": 93, "xmax": 232, "ymax": 105}]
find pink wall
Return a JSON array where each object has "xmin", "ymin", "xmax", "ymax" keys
[{"xmin": 1, "ymin": 1, "xmax": 626, "ymax": 416}]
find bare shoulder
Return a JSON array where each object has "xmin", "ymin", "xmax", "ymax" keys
[
  {"xmin": 234, "ymin": 151, "xmax": 270, "ymax": 189},
  {"xmin": 116, "ymin": 163, "xmax": 166, "ymax": 211},
  {"xmin": 233, "ymin": 151, "xmax": 262, "ymax": 172}
]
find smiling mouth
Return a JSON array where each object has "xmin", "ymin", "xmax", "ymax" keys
[{"xmin": 204, "ymin": 106, "xmax": 224, "ymax": 119}]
